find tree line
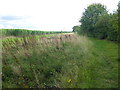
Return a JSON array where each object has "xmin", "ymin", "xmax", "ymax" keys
[{"xmin": 73, "ymin": 2, "xmax": 119, "ymax": 42}]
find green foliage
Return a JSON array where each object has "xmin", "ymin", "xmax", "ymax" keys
[
  {"xmin": 72, "ymin": 26, "xmax": 80, "ymax": 33},
  {"xmin": 107, "ymin": 13, "xmax": 118, "ymax": 41},
  {"xmin": 94, "ymin": 14, "xmax": 110, "ymax": 39},
  {"xmin": 75, "ymin": 3, "xmax": 119, "ymax": 42},
  {"xmin": 79, "ymin": 3, "xmax": 108, "ymax": 36},
  {"xmin": 118, "ymin": 2, "xmax": 120, "ymax": 43}
]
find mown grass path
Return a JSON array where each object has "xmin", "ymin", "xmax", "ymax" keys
[{"xmin": 89, "ymin": 38, "xmax": 118, "ymax": 88}]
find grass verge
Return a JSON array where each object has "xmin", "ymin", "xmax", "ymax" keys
[{"xmin": 2, "ymin": 34, "xmax": 118, "ymax": 88}]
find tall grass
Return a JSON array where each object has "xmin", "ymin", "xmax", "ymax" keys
[{"xmin": 2, "ymin": 34, "xmax": 118, "ymax": 88}]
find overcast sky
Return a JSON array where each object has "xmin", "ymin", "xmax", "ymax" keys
[{"xmin": 0, "ymin": 0, "xmax": 119, "ymax": 31}]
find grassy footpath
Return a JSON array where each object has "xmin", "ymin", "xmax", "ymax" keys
[
  {"xmin": 89, "ymin": 38, "xmax": 118, "ymax": 88},
  {"xmin": 2, "ymin": 34, "xmax": 118, "ymax": 88}
]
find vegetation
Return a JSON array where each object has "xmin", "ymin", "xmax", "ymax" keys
[
  {"xmin": 73, "ymin": 3, "xmax": 119, "ymax": 42},
  {"xmin": 2, "ymin": 34, "xmax": 118, "ymax": 88},
  {"xmin": 1, "ymin": 2, "xmax": 119, "ymax": 89},
  {"xmin": 1, "ymin": 29, "xmax": 69, "ymax": 37},
  {"xmin": 72, "ymin": 26, "xmax": 80, "ymax": 33}
]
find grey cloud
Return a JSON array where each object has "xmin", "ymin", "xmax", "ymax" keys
[
  {"xmin": 0, "ymin": 15, "xmax": 36, "ymax": 29},
  {"xmin": 0, "ymin": 21, "xmax": 37, "ymax": 29},
  {"xmin": 0, "ymin": 15, "xmax": 24, "ymax": 21}
]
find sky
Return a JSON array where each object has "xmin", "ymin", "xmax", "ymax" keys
[{"xmin": 0, "ymin": 0, "xmax": 119, "ymax": 31}]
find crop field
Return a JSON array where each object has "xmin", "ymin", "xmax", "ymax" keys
[
  {"xmin": 1, "ymin": 29, "xmax": 68, "ymax": 37},
  {"xmin": 2, "ymin": 30, "xmax": 118, "ymax": 88}
]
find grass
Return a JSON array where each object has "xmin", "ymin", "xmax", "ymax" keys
[
  {"xmin": 2, "ymin": 34, "xmax": 118, "ymax": 88},
  {"xmin": 89, "ymin": 38, "xmax": 118, "ymax": 88}
]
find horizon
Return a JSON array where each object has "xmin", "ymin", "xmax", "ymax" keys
[{"xmin": 1, "ymin": 28, "xmax": 72, "ymax": 32}]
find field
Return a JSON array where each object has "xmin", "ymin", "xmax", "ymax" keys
[{"xmin": 2, "ymin": 30, "xmax": 118, "ymax": 88}]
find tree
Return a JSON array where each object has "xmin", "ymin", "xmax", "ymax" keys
[
  {"xmin": 72, "ymin": 26, "xmax": 80, "ymax": 33},
  {"xmin": 107, "ymin": 11, "xmax": 118, "ymax": 41},
  {"xmin": 118, "ymin": 1, "xmax": 120, "ymax": 43},
  {"xmin": 80, "ymin": 3, "xmax": 108, "ymax": 37},
  {"xmin": 94, "ymin": 14, "xmax": 110, "ymax": 39},
  {"xmin": 73, "ymin": 2, "xmax": 119, "ymax": 42}
]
